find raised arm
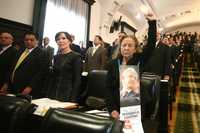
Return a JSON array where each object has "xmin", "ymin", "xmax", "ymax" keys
[{"xmin": 141, "ymin": 13, "xmax": 157, "ymax": 65}]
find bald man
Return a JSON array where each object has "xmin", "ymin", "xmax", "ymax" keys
[{"xmin": 0, "ymin": 32, "xmax": 17, "ymax": 92}]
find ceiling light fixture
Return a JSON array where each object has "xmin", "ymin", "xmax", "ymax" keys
[{"xmin": 136, "ymin": 13, "xmax": 142, "ymax": 20}]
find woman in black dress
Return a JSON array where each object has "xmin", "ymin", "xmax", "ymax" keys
[
  {"xmin": 47, "ymin": 32, "xmax": 82, "ymax": 102},
  {"xmin": 105, "ymin": 14, "xmax": 157, "ymax": 119}
]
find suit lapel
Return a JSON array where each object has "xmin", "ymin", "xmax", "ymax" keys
[
  {"xmin": 46, "ymin": 46, "xmax": 50, "ymax": 51},
  {"xmin": 17, "ymin": 47, "xmax": 38, "ymax": 68},
  {"xmin": 0, "ymin": 46, "xmax": 12, "ymax": 56},
  {"xmin": 92, "ymin": 46, "xmax": 101, "ymax": 56},
  {"xmin": 88, "ymin": 47, "xmax": 93, "ymax": 56},
  {"xmin": 156, "ymin": 41, "xmax": 163, "ymax": 49}
]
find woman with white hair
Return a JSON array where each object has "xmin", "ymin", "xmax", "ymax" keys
[{"xmin": 105, "ymin": 14, "xmax": 156, "ymax": 119}]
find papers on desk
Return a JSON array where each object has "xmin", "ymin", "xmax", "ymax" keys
[
  {"xmin": 32, "ymin": 98, "xmax": 77, "ymax": 116},
  {"xmin": 82, "ymin": 71, "xmax": 88, "ymax": 76},
  {"xmin": 85, "ymin": 110, "xmax": 110, "ymax": 117},
  {"xmin": 6, "ymin": 94, "xmax": 16, "ymax": 97}
]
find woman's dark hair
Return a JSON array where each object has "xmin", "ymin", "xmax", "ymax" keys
[
  {"xmin": 24, "ymin": 31, "xmax": 39, "ymax": 40},
  {"xmin": 95, "ymin": 35, "xmax": 103, "ymax": 41},
  {"xmin": 55, "ymin": 31, "xmax": 72, "ymax": 42}
]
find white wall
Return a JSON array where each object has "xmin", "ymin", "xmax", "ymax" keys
[
  {"xmin": 90, "ymin": 0, "xmax": 101, "ymax": 41},
  {"xmin": 90, "ymin": 0, "xmax": 139, "ymax": 44},
  {"xmin": 0, "ymin": 0, "xmax": 35, "ymax": 25}
]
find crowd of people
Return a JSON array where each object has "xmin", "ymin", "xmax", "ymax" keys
[{"xmin": 0, "ymin": 13, "xmax": 199, "ymax": 120}]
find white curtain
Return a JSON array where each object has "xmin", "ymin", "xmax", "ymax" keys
[
  {"xmin": 43, "ymin": 0, "xmax": 88, "ymax": 53},
  {"xmin": 51, "ymin": 0, "xmax": 88, "ymax": 17}
]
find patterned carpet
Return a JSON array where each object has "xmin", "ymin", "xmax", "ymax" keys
[{"xmin": 172, "ymin": 55, "xmax": 200, "ymax": 133}]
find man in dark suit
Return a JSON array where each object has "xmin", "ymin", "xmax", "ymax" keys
[
  {"xmin": 144, "ymin": 33, "xmax": 171, "ymax": 80},
  {"xmin": 43, "ymin": 37, "xmax": 54, "ymax": 65},
  {"xmin": 70, "ymin": 34, "xmax": 81, "ymax": 54},
  {"xmin": 7, "ymin": 32, "xmax": 49, "ymax": 98},
  {"xmin": 85, "ymin": 35, "xmax": 108, "ymax": 72},
  {"xmin": 0, "ymin": 32, "xmax": 17, "ymax": 93}
]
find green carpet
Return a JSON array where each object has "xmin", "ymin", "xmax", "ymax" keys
[{"xmin": 174, "ymin": 55, "xmax": 200, "ymax": 133}]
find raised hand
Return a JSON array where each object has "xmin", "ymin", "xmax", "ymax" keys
[{"xmin": 144, "ymin": 13, "xmax": 156, "ymax": 20}]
